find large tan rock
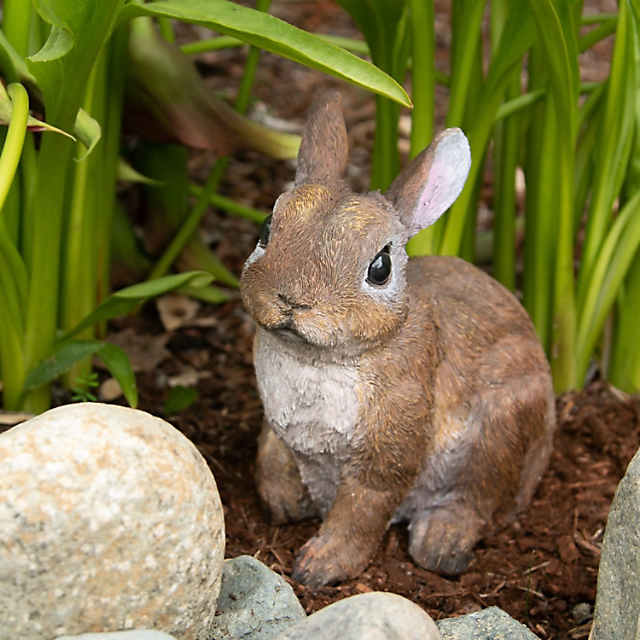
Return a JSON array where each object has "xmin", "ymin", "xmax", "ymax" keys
[{"xmin": 0, "ymin": 403, "xmax": 224, "ymax": 640}]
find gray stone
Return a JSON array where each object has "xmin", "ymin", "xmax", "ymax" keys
[
  {"xmin": 0, "ymin": 403, "xmax": 225, "ymax": 640},
  {"xmin": 571, "ymin": 602, "xmax": 592, "ymax": 625},
  {"xmin": 56, "ymin": 633, "xmax": 177, "ymax": 640},
  {"xmin": 211, "ymin": 555, "xmax": 305, "ymax": 639},
  {"xmin": 273, "ymin": 592, "xmax": 440, "ymax": 640},
  {"xmin": 437, "ymin": 607, "xmax": 539, "ymax": 639},
  {"xmin": 590, "ymin": 446, "xmax": 640, "ymax": 640}
]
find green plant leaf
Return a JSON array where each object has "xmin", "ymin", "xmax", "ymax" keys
[
  {"xmin": 96, "ymin": 342, "xmax": 138, "ymax": 407},
  {"xmin": 24, "ymin": 340, "xmax": 105, "ymax": 391},
  {"xmin": 121, "ymin": 0, "xmax": 411, "ymax": 107},
  {"xmin": 23, "ymin": 339, "xmax": 138, "ymax": 407},
  {"xmin": 126, "ymin": 18, "xmax": 301, "ymax": 158},
  {"xmin": 28, "ymin": 26, "xmax": 74, "ymax": 62},
  {"xmin": 163, "ymin": 385, "xmax": 198, "ymax": 414},
  {"xmin": 117, "ymin": 158, "xmax": 160, "ymax": 185},
  {"xmin": 439, "ymin": 1, "xmax": 536, "ymax": 257},
  {"xmin": 527, "ymin": 0, "xmax": 580, "ymax": 141},
  {"xmin": 59, "ymin": 271, "xmax": 214, "ymax": 342},
  {"xmin": 74, "ymin": 108, "xmax": 101, "ymax": 159},
  {"xmin": 576, "ymin": 190, "xmax": 640, "ymax": 383},
  {"xmin": 29, "ymin": 0, "xmax": 74, "ymax": 61},
  {"xmin": 0, "ymin": 86, "xmax": 75, "ymax": 139},
  {"xmin": 0, "ymin": 29, "xmax": 38, "ymax": 85},
  {"xmin": 27, "ymin": 0, "xmax": 125, "ymax": 126},
  {"xmin": 577, "ymin": 0, "xmax": 637, "ymax": 308}
]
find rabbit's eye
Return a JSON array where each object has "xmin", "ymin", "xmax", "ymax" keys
[
  {"xmin": 367, "ymin": 245, "xmax": 391, "ymax": 286},
  {"xmin": 258, "ymin": 214, "xmax": 272, "ymax": 248}
]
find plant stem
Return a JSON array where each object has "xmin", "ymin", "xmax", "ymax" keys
[
  {"xmin": 188, "ymin": 184, "xmax": 268, "ymax": 222},
  {"xmin": 446, "ymin": 0, "xmax": 486, "ymax": 128},
  {"xmin": 492, "ymin": 68, "xmax": 520, "ymax": 291},
  {"xmin": 610, "ymin": 249, "xmax": 640, "ymax": 393},
  {"xmin": 0, "ymin": 84, "xmax": 29, "ymax": 211},
  {"xmin": 22, "ymin": 136, "xmax": 75, "ymax": 412},
  {"xmin": 0, "ymin": 83, "xmax": 29, "ymax": 409},
  {"xmin": 157, "ymin": 16, "xmax": 175, "ymax": 43},
  {"xmin": 577, "ymin": 0, "xmax": 635, "ymax": 311},
  {"xmin": 370, "ymin": 94, "xmax": 399, "ymax": 191},
  {"xmin": 2, "ymin": 0, "xmax": 32, "ymax": 57},
  {"xmin": 409, "ymin": 0, "xmax": 434, "ymax": 157},
  {"xmin": 579, "ymin": 15, "xmax": 617, "ymax": 52},
  {"xmin": 149, "ymin": 0, "xmax": 271, "ymax": 281}
]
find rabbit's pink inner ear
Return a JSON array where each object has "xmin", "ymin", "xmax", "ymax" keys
[
  {"xmin": 388, "ymin": 128, "xmax": 471, "ymax": 236},
  {"xmin": 295, "ymin": 91, "xmax": 349, "ymax": 186}
]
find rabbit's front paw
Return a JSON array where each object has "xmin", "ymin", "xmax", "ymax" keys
[
  {"xmin": 292, "ymin": 533, "xmax": 372, "ymax": 588},
  {"xmin": 408, "ymin": 504, "xmax": 485, "ymax": 576}
]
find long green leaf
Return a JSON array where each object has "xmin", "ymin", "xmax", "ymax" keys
[
  {"xmin": 526, "ymin": 0, "xmax": 580, "ymax": 390},
  {"xmin": 528, "ymin": 1, "xmax": 580, "ymax": 142},
  {"xmin": 23, "ymin": 339, "xmax": 138, "ymax": 408},
  {"xmin": 23, "ymin": 0, "xmax": 126, "ymax": 413},
  {"xmin": 95, "ymin": 342, "xmax": 138, "ymax": 408},
  {"xmin": 59, "ymin": 271, "xmax": 214, "ymax": 342},
  {"xmin": 24, "ymin": 340, "xmax": 106, "ymax": 391},
  {"xmin": 439, "ymin": 1, "xmax": 535, "ymax": 256},
  {"xmin": 121, "ymin": 0, "xmax": 411, "ymax": 107},
  {"xmin": 577, "ymin": 0, "xmax": 636, "ymax": 309},
  {"xmin": 0, "ymin": 83, "xmax": 29, "ymax": 211},
  {"xmin": 0, "ymin": 298, "xmax": 25, "ymax": 410},
  {"xmin": 576, "ymin": 191, "xmax": 640, "ymax": 383},
  {"xmin": 609, "ymin": 249, "xmax": 640, "ymax": 392},
  {"xmin": 0, "ymin": 29, "xmax": 38, "ymax": 85},
  {"xmin": 74, "ymin": 108, "xmax": 102, "ymax": 159}
]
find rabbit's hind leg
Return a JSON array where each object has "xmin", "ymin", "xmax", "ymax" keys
[
  {"xmin": 255, "ymin": 421, "xmax": 315, "ymax": 524},
  {"xmin": 408, "ymin": 502, "xmax": 485, "ymax": 575}
]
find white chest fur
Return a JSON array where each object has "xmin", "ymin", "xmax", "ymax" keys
[{"xmin": 254, "ymin": 328, "xmax": 362, "ymax": 512}]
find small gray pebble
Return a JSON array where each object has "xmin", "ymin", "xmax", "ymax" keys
[
  {"xmin": 571, "ymin": 602, "xmax": 592, "ymax": 624},
  {"xmin": 437, "ymin": 606, "xmax": 539, "ymax": 639},
  {"xmin": 212, "ymin": 555, "xmax": 306, "ymax": 640}
]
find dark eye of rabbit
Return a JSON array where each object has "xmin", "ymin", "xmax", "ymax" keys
[
  {"xmin": 367, "ymin": 245, "xmax": 392, "ymax": 286},
  {"xmin": 258, "ymin": 214, "xmax": 272, "ymax": 248}
]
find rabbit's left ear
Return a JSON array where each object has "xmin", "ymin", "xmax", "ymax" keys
[
  {"xmin": 295, "ymin": 90, "xmax": 349, "ymax": 186},
  {"xmin": 386, "ymin": 128, "xmax": 471, "ymax": 237}
]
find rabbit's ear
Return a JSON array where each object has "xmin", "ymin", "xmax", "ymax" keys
[
  {"xmin": 386, "ymin": 128, "xmax": 471, "ymax": 237},
  {"xmin": 295, "ymin": 91, "xmax": 349, "ymax": 186}
]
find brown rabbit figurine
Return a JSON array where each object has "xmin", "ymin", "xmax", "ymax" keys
[{"xmin": 240, "ymin": 92, "xmax": 555, "ymax": 588}]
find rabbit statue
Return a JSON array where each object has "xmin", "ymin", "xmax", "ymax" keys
[{"xmin": 240, "ymin": 91, "xmax": 555, "ymax": 588}]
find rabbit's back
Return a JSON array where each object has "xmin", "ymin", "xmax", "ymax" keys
[{"xmin": 366, "ymin": 254, "xmax": 555, "ymax": 523}]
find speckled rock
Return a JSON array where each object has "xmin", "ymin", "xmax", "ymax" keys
[
  {"xmin": 0, "ymin": 403, "xmax": 225, "ymax": 640},
  {"xmin": 273, "ymin": 592, "xmax": 441, "ymax": 640},
  {"xmin": 211, "ymin": 555, "xmax": 305, "ymax": 640},
  {"xmin": 437, "ymin": 606, "xmax": 539, "ymax": 639},
  {"xmin": 590, "ymin": 446, "xmax": 640, "ymax": 640}
]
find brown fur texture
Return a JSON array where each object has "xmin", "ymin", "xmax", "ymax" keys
[{"xmin": 240, "ymin": 92, "xmax": 555, "ymax": 588}]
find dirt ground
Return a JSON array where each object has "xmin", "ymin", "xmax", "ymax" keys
[{"xmin": 5, "ymin": 2, "xmax": 637, "ymax": 639}]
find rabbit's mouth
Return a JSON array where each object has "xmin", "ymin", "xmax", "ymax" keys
[{"xmin": 272, "ymin": 323, "xmax": 307, "ymax": 344}]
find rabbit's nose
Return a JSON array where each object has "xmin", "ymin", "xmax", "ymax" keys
[{"xmin": 278, "ymin": 293, "xmax": 312, "ymax": 310}]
